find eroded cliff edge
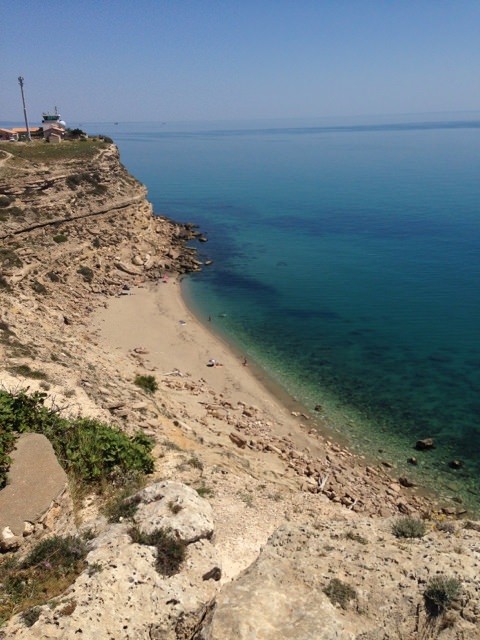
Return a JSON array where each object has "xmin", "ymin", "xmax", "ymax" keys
[{"xmin": 0, "ymin": 141, "xmax": 479, "ymax": 639}]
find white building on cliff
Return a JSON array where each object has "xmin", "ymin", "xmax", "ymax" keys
[{"xmin": 42, "ymin": 108, "xmax": 66, "ymax": 142}]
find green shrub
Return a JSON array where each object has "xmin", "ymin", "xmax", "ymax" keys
[
  {"xmin": 187, "ymin": 455, "xmax": 203, "ymax": 470},
  {"xmin": 392, "ymin": 517, "xmax": 426, "ymax": 539},
  {"xmin": 31, "ymin": 279, "xmax": 48, "ymax": 295},
  {"xmin": 0, "ymin": 389, "xmax": 154, "ymax": 488},
  {"xmin": 196, "ymin": 484, "xmax": 214, "ymax": 498},
  {"xmin": 8, "ymin": 364, "xmax": 48, "ymax": 380},
  {"xmin": 0, "ymin": 275, "xmax": 11, "ymax": 291},
  {"xmin": 66, "ymin": 174, "xmax": 82, "ymax": 189},
  {"xmin": 104, "ymin": 493, "xmax": 141, "ymax": 523},
  {"xmin": 67, "ymin": 128, "xmax": 87, "ymax": 138},
  {"xmin": 53, "ymin": 234, "xmax": 68, "ymax": 243},
  {"xmin": 49, "ymin": 418, "xmax": 154, "ymax": 484},
  {"xmin": 424, "ymin": 575, "xmax": 462, "ymax": 615},
  {"xmin": 129, "ymin": 527, "xmax": 186, "ymax": 575},
  {"xmin": 437, "ymin": 521, "xmax": 456, "ymax": 534},
  {"xmin": 77, "ymin": 266, "xmax": 94, "ymax": 283},
  {"xmin": 22, "ymin": 536, "xmax": 87, "ymax": 571},
  {"xmin": 323, "ymin": 578, "xmax": 357, "ymax": 609},
  {"xmin": 20, "ymin": 606, "xmax": 41, "ymax": 627},
  {"xmin": 46, "ymin": 271, "xmax": 61, "ymax": 282},
  {"xmin": 134, "ymin": 374, "xmax": 158, "ymax": 394},
  {"xmin": 102, "ymin": 476, "xmax": 144, "ymax": 523},
  {"xmin": 345, "ymin": 531, "xmax": 368, "ymax": 545},
  {"xmin": 0, "ymin": 536, "xmax": 87, "ymax": 625},
  {"xmin": 0, "ymin": 194, "xmax": 12, "ymax": 208},
  {"xmin": 0, "ymin": 248, "xmax": 22, "ymax": 268}
]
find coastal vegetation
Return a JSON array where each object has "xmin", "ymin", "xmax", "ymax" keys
[
  {"xmin": 392, "ymin": 516, "xmax": 427, "ymax": 539},
  {"xmin": 0, "ymin": 139, "xmax": 109, "ymax": 165},
  {"xmin": 77, "ymin": 265, "xmax": 94, "ymax": 283},
  {"xmin": 0, "ymin": 534, "xmax": 88, "ymax": 625},
  {"xmin": 52, "ymin": 233, "xmax": 69, "ymax": 243},
  {"xmin": 0, "ymin": 388, "xmax": 154, "ymax": 490},
  {"xmin": 323, "ymin": 578, "xmax": 357, "ymax": 610},
  {"xmin": 128, "ymin": 526, "xmax": 186, "ymax": 576},
  {"xmin": 102, "ymin": 478, "xmax": 144, "ymax": 523},
  {"xmin": 8, "ymin": 364, "xmax": 48, "ymax": 380},
  {"xmin": 134, "ymin": 374, "xmax": 158, "ymax": 394},
  {"xmin": 424, "ymin": 575, "xmax": 462, "ymax": 615}
]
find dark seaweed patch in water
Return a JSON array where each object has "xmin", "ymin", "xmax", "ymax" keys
[
  {"xmin": 286, "ymin": 308, "xmax": 341, "ymax": 321},
  {"xmin": 205, "ymin": 269, "xmax": 280, "ymax": 303}
]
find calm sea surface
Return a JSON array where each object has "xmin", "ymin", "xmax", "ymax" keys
[{"xmin": 90, "ymin": 117, "xmax": 480, "ymax": 510}]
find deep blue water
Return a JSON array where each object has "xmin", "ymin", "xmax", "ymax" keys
[{"xmin": 89, "ymin": 117, "xmax": 480, "ymax": 509}]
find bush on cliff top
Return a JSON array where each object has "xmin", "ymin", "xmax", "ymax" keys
[{"xmin": 0, "ymin": 389, "xmax": 154, "ymax": 489}]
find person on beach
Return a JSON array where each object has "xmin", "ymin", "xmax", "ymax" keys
[
  {"xmin": 207, "ymin": 358, "xmax": 223, "ymax": 367},
  {"xmin": 242, "ymin": 357, "xmax": 248, "ymax": 366}
]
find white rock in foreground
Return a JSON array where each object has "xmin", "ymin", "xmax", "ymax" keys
[
  {"xmin": 6, "ymin": 482, "xmax": 219, "ymax": 640},
  {"xmin": 199, "ymin": 521, "xmax": 480, "ymax": 640},
  {"xmin": 133, "ymin": 481, "xmax": 215, "ymax": 543}
]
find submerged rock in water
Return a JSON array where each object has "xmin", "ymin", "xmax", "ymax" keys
[
  {"xmin": 449, "ymin": 459, "xmax": 463, "ymax": 469},
  {"xmin": 415, "ymin": 438, "xmax": 435, "ymax": 451}
]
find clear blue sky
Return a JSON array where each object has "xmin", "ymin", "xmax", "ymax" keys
[{"xmin": 1, "ymin": 0, "xmax": 478, "ymax": 123}]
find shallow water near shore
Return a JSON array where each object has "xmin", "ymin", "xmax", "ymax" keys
[{"xmin": 90, "ymin": 116, "xmax": 480, "ymax": 511}]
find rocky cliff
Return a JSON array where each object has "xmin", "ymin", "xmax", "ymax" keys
[{"xmin": 0, "ymin": 140, "xmax": 478, "ymax": 639}]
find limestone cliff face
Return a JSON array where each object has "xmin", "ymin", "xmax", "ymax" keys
[
  {"xmin": 0, "ymin": 141, "xmax": 202, "ymax": 386},
  {"xmin": 0, "ymin": 143, "xmax": 147, "ymax": 237},
  {"xmin": 0, "ymin": 141, "xmax": 201, "ymax": 280}
]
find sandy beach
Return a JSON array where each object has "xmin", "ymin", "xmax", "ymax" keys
[
  {"xmin": 92, "ymin": 278, "xmax": 342, "ymax": 578},
  {"xmin": 93, "ymin": 279, "xmax": 323, "ymax": 453},
  {"xmin": 91, "ymin": 278, "xmax": 440, "ymax": 530}
]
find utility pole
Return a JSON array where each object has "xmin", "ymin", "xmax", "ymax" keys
[{"xmin": 17, "ymin": 76, "xmax": 32, "ymax": 142}]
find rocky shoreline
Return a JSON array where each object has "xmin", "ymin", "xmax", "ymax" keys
[{"xmin": 0, "ymin": 140, "xmax": 479, "ymax": 639}]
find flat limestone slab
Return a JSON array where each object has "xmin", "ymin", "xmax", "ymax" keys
[{"xmin": 0, "ymin": 433, "xmax": 67, "ymax": 536}]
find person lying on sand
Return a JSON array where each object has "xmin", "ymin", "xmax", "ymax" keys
[{"xmin": 207, "ymin": 358, "xmax": 223, "ymax": 367}]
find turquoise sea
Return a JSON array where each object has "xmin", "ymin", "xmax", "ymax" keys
[{"xmin": 92, "ymin": 116, "xmax": 480, "ymax": 510}]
